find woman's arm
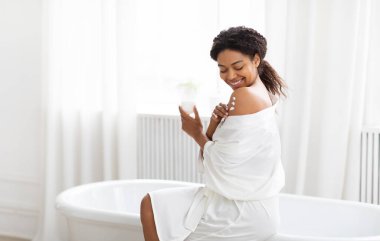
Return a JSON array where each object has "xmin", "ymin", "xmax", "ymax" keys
[
  {"xmin": 193, "ymin": 132, "xmax": 209, "ymax": 151},
  {"xmin": 206, "ymin": 102, "xmax": 229, "ymax": 139},
  {"xmin": 179, "ymin": 105, "xmax": 209, "ymax": 151},
  {"xmin": 205, "ymin": 118, "xmax": 219, "ymax": 140}
]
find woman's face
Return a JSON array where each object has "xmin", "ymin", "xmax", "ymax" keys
[{"xmin": 217, "ymin": 49, "xmax": 260, "ymax": 90}]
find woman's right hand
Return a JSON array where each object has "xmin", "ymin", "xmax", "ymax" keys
[{"xmin": 211, "ymin": 102, "xmax": 229, "ymax": 122}]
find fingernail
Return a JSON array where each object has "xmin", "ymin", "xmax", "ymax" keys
[
  {"xmin": 232, "ymin": 97, "xmax": 236, "ymax": 100},
  {"xmin": 231, "ymin": 101, "xmax": 235, "ymax": 106},
  {"xmin": 230, "ymin": 107, "xmax": 235, "ymax": 111}
]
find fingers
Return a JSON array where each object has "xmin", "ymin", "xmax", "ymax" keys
[
  {"xmin": 218, "ymin": 102, "xmax": 229, "ymax": 115},
  {"xmin": 179, "ymin": 105, "xmax": 199, "ymax": 122},
  {"xmin": 193, "ymin": 106, "xmax": 201, "ymax": 121},
  {"xmin": 178, "ymin": 105, "xmax": 185, "ymax": 114},
  {"xmin": 213, "ymin": 108, "xmax": 226, "ymax": 118},
  {"xmin": 219, "ymin": 102, "xmax": 228, "ymax": 111},
  {"xmin": 211, "ymin": 113, "xmax": 219, "ymax": 121},
  {"xmin": 178, "ymin": 106, "xmax": 190, "ymax": 119},
  {"xmin": 213, "ymin": 103, "xmax": 228, "ymax": 118}
]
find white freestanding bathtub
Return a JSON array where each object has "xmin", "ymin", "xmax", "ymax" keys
[{"xmin": 56, "ymin": 179, "xmax": 380, "ymax": 241}]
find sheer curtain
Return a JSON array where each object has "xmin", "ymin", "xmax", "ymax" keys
[
  {"xmin": 34, "ymin": 0, "xmax": 137, "ymax": 240},
  {"xmin": 269, "ymin": 0, "xmax": 380, "ymax": 201}
]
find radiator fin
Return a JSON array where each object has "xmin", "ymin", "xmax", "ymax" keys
[
  {"xmin": 138, "ymin": 114, "xmax": 210, "ymax": 183},
  {"xmin": 360, "ymin": 128, "xmax": 380, "ymax": 204}
]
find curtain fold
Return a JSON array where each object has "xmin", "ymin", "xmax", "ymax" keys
[
  {"xmin": 34, "ymin": 0, "xmax": 137, "ymax": 240},
  {"xmin": 273, "ymin": 0, "xmax": 379, "ymax": 200},
  {"xmin": 343, "ymin": 0, "xmax": 380, "ymax": 200}
]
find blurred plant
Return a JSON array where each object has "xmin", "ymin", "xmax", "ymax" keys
[{"xmin": 176, "ymin": 79, "xmax": 199, "ymax": 92}]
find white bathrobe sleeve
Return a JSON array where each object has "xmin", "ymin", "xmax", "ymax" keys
[
  {"xmin": 196, "ymin": 106, "xmax": 285, "ymax": 201},
  {"xmin": 197, "ymin": 141, "xmax": 214, "ymax": 174},
  {"xmin": 197, "ymin": 139, "xmax": 238, "ymax": 171}
]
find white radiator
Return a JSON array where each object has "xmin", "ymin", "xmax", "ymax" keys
[
  {"xmin": 360, "ymin": 127, "xmax": 380, "ymax": 204},
  {"xmin": 137, "ymin": 114, "xmax": 210, "ymax": 183}
]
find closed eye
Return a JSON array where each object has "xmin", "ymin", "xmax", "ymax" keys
[{"xmin": 219, "ymin": 64, "xmax": 243, "ymax": 73}]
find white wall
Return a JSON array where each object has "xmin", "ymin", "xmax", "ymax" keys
[{"xmin": 0, "ymin": 0, "xmax": 42, "ymax": 239}]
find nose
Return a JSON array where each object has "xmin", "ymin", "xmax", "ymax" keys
[{"xmin": 226, "ymin": 69, "xmax": 236, "ymax": 81}]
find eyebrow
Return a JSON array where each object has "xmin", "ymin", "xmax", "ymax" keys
[{"xmin": 218, "ymin": 60, "xmax": 243, "ymax": 67}]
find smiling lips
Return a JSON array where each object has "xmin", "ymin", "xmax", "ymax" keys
[{"xmin": 229, "ymin": 78, "xmax": 244, "ymax": 87}]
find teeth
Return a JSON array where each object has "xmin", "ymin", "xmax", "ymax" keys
[{"xmin": 231, "ymin": 79, "xmax": 243, "ymax": 86}]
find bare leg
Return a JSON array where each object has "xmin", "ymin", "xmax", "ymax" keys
[{"xmin": 140, "ymin": 194, "xmax": 160, "ymax": 241}]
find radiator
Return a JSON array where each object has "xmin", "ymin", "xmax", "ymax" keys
[
  {"xmin": 360, "ymin": 127, "xmax": 380, "ymax": 204},
  {"xmin": 137, "ymin": 114, "xmax": 210, "ymax": 183}
]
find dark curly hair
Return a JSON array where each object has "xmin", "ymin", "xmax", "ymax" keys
[{"xmin": 210, "ymin": 26, "xmax": 287, "ymax": 97}]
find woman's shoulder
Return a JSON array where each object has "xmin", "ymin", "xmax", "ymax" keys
[{"xmin": 227, "ymin": 87, "xmax": 272, "ymax": 116}]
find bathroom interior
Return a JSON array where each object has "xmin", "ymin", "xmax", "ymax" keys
[{"xmin": 1, "ymin": 0, "xmax": 380, "ymax": 241}]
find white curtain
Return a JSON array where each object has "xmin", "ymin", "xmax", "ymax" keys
[
  {"xmin": 34, "ymin": 0, "xmax": 138, "ymax": 240},
  {"xmin": 270, "ymin": 0, "xmax": 380, "ymax": 201}
]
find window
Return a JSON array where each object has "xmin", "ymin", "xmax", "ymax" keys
[{"xmin": 133, "ymin": 0, "xmax": 266, "ymax": 115}]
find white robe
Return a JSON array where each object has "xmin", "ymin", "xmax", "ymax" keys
[{"xmin": 149, "ymin": 103, "xmax": 285, "ymax": 241}]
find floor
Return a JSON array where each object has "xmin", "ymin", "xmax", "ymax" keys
[{"xmin": 0, "ymin": 236, "xmax": 28, "ymax": 241}]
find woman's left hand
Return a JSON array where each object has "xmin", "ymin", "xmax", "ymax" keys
[{"xmin": 178, "ymin": 105, "xmax": 203, "ymax": 139}]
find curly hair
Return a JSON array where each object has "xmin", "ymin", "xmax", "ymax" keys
[{"xmin": 210, "ymin": 26, "xmax": 287, "ymax": 97}]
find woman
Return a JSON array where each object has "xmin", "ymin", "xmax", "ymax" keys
[{"xmin": 140, "ymin": 26, "xmax": 287, "ymax": 241}]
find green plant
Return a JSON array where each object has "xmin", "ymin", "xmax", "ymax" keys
[{"xmin": 176, "ymin": 80, "xmax": 199, "ymax": 92}]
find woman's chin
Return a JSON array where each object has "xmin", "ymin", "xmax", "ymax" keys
[{"xmin": 230, "ymin": 83, "xmax": 245, "ymax": 90}]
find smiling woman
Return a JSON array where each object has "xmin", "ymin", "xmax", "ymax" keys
[
  {"xmin": 217, "ymin": 53, "xmax": 257, "ymax": 90},
  {"xmin": 211, "ymin": 27, "xmax": 286, "ymax": 97},
  {"xmin": 140, "ymin": 26, "xmax": 287, "ymax": 241}
]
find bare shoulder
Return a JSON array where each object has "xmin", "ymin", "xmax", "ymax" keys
[{"xmin": 227, "ymin": 87, "xmax": 271, "ymax": 116}]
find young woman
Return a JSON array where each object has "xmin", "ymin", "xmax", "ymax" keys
[{"xmin": 140, "ymin": 26, "xmax": 287, "ymax": 241}]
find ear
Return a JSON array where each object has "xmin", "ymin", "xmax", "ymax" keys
[{"xmin": 252, "ymin": 53, "xmax": 260, "ymax": 67}]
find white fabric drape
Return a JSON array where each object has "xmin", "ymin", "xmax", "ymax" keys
[
  {"xmin": 34, "ymin": 0, "xmax": 137, "ymax": 240},
  {"xmin": 266, "ymin": 0, "xmax": 380, "ymax": 201}
]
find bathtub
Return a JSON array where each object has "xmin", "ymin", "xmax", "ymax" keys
[{"xmin": 56, "ymin": 179, "xmax": 380, "ymax": 241}]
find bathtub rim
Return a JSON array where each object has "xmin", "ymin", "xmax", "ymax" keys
[
  {"xmin": 56, "ymin": 179, "xmax": 203, "ymax": 226},
  {"xmin": 56, "ymin": 179, "xmax": 380, "ymax": 240}
]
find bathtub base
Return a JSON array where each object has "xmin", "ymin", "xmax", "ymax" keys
[{"xmin": 67, "ymin": 218, "xmax": 144, "ymax": 241}]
